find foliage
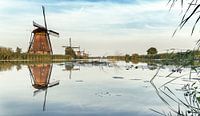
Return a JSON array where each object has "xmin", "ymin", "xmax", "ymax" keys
[
  {"xmin": 0, "ymin": 47, "xmax": 71, "ymax": 61},
  {"xmin": 107, "ymin": 50, "xmax": 200, "ymax": 65},
  {"xmin": 131, "ymin": 54, "xmax": 139, "ymax": 64},
  {"xmin": 147, "ymin": 47, "xmax": 158, "ymax": 55},
  {"xmin": 125, "ymin": 54, "xmax": 131, "ymax": 62},
  {"xmin": 0, "ymin": 47, "xmax": 14, "ymax": 60},
  {"xmin": 132, "ymin": 53, "xmax": 139, "ymax": 60},
  {"xmin": 106, "ymin": 55, "xmax": 125, "ymax": 61},
  {"xmin": 16, "ymin": 47, "xmax": 21, "ymax": 54}
]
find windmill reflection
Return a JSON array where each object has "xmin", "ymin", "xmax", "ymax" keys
[
  {"xmin": 28, "ymin": 64, "xmax": 59, "ymax": 111},
  {"xmin": 62, "ymin": 60, "xmax": 111, "ymax": 79},
  {"xmin": 63, "ymin": 62, "xmax": 80, "ymax": 79}
]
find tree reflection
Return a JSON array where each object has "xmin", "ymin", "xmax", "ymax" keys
[
  {"xmin": 0, "ymin": 62, "xmax": 13, "ymax": 71},
  {"xmin": 62, "ymin": 60, "xmax": 112, "ymax": 79},
  {"xmin": 147, "ymin": 63, "xmax": 157, "ymax": 70}
]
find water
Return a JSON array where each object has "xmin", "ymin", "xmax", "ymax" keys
[{"xmin": 0, "ymin": 60, "xmax": 198, "ymax": 116}]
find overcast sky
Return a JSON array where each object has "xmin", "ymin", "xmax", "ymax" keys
[{"xmin": 0, "ymin": 0, "xmax": 198, "ymax": 56}]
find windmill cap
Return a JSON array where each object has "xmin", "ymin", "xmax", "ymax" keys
[{"xmin": 32, "ymin": 28, "xmax": 47, "ymax": 33}]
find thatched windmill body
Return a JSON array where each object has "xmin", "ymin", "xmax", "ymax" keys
[{"xmin": 28, "ymin": 6, "xmax": 59, "ymax": 55}]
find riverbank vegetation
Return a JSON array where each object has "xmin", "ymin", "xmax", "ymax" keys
[
  {"xmin": 107, "ymin": 47, "xmax": 200, "ymax": 66},
  {"xmin": 1, "ymin": 46, "xmax": 200, "ymax": 67},
  {"xmin": 0, "ymin": 47, "xmax": 71, "ymax": 61}
]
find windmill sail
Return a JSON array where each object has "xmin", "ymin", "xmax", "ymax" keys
[
  {"xmin": 28, "ymin": 6, "xmax": 59, "ymax": 55},
  {"xmin": 48, "ymin": 30, "xmax": 59, "ymax": 37},
  {"xmin": 42, "ymin": 6, "xmax": 47, "ymax": 29},
  {"xmin": 33, "ymin": 21, "xmax": 45, "ymax": 29}
]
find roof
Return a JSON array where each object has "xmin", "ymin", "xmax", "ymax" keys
[{"xmin": 32, "ymin": 27, "xmax": 47, "ymax": 33}]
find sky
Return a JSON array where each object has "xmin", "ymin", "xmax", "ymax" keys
[{"xmin": 0, "ymin": 0, "xmax": 199, "ymax": 56}]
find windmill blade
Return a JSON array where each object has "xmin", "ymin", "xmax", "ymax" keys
[
  {"xmin": 33, "ymin": 88, "xmax": 45, "ymax": 96},
  {"xmin": 48, "ymin": 30, "xmax": 59, "ymax": 37},
  {"xmin": 48, "ymin": 80, "xmax": 60, "ymax": 87},
  {"xmin": 42, "ymin": 6, "xmax": 47, "ymax": 29},
  {"xmin": 71, "ymin": 46, "xmax": 80, "ymax": 49},
  {"xmin": 33, "ymin": 21, "xmax": 45, "ymax": 29},
  {"xmin": 62, "ymin": 46, "xmax": 68, "ymax": 48},
  {"xmin": 33, "ymin": 80, "xmax": 59, "ymax": 96},
  {"xmin": 42, "ymin": 6, "xmax": 53, "ymax": 54},
  {"xmin": 41, "ymin": 80, "xmax": 59, "ymax": 111}
]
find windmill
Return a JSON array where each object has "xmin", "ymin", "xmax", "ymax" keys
[
  {"xmin": 62, "ymin": 38, "xmax": 80, "ymax": 50},
  {"xmin": 28, "ymin": 6, "xmax": 59, "ymax": 55},
  {"xmin": 62, "ymin": 38, "xmax": 80, "ymax": 58},
  {"xmin": 28, "ymin": 64, "xmax": 59, "ymax": 111},
  {"xmin": 80, "ymin": 50, "xmax": 89, "ymax": 58},
  {"xmin": 63, "ymin": 62, "xmax": 80, "ymax": 79}
]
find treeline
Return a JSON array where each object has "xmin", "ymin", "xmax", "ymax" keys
[
  {"xmin": 107, "ymin": 49, "xmax": 200, "ymax": 66},
  {"xmin": 0, "ymin": 47, "xmax": 71, "ymax": 61},
  {"xmin": 0, "ymin": 47, "xmax": 14, "ymax": 60},
  {"xmin": 107, "ymin": 54, "xmax": 140, "ymax": 63},
  {"xmin": 64, "ymin": 47, "xmax": 89, "ymax": 59}
]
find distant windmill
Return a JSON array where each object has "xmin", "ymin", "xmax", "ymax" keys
[
  {"xmin": 62, "ymin": 38, "xmax": 80, "ymax": 49},
  {"xmin": 62, "ymin": 38, "xmax": 80, "ymax": 58},
  {"xmin": 28, "ymin": 6, "xmax": 59, "ymax": 55}
]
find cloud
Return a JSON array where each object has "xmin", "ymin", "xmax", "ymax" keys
[
  {"xmin": 0, "ymin": 0, "xmax": 194, "ymax": 55},
  {"xmin": 46, "ymin": 0, "xmax": 175, "ymax": 32}
]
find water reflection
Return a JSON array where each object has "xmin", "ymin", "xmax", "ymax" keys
[
  {"xmin": 63, "ymin": 62, "xmax": 80, "ymax": 79},
  {"xmin": 0, "ymin": 60, "xmax": 170, "ymax": 115},
  {"xmin": 0, "ymin": 61, "xmax": 18, "ymax": 71},
  {"xmin": 0, "ymin": 60, "xmax": 158, "ymax": 72},
  {"xmin": 147, "ymin": 63, "xmax": 157, "ymax": 70},
  {"xmin": 28, "ymin": 64, "xmax": 59, "ymax": 111},
  {"xmin": 63, "ymin": 60, "xmax": 111, "ymax": 79},
  {"xmin": 1, "ymin": 61, "xmax": 115, "ymax": 112}
]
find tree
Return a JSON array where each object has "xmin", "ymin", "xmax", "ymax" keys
[
  {"xmin": 0, "ymin": 47, "xmax": 14, "ymax": 60},
  {"xmin": 131, "ymin": 53, "xmax": 139, "ymax": 64},
  {"xmin": 125, "ymin": 54, "xmax": 131, "ymax": 62},
  {"xmin": 16, "ymin": 47, "xmax": 21, "ymax": 54},
  {"xmin": 147, "ymin": 47, "xmax": 157, "ymax": 55},
  {"xmin": 15, "ymin": 47, "xmax": 22, "ymax": 59},
  {"xmin": 132, "ymin": 53, "xmax": 139, "ymax": 59}
]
